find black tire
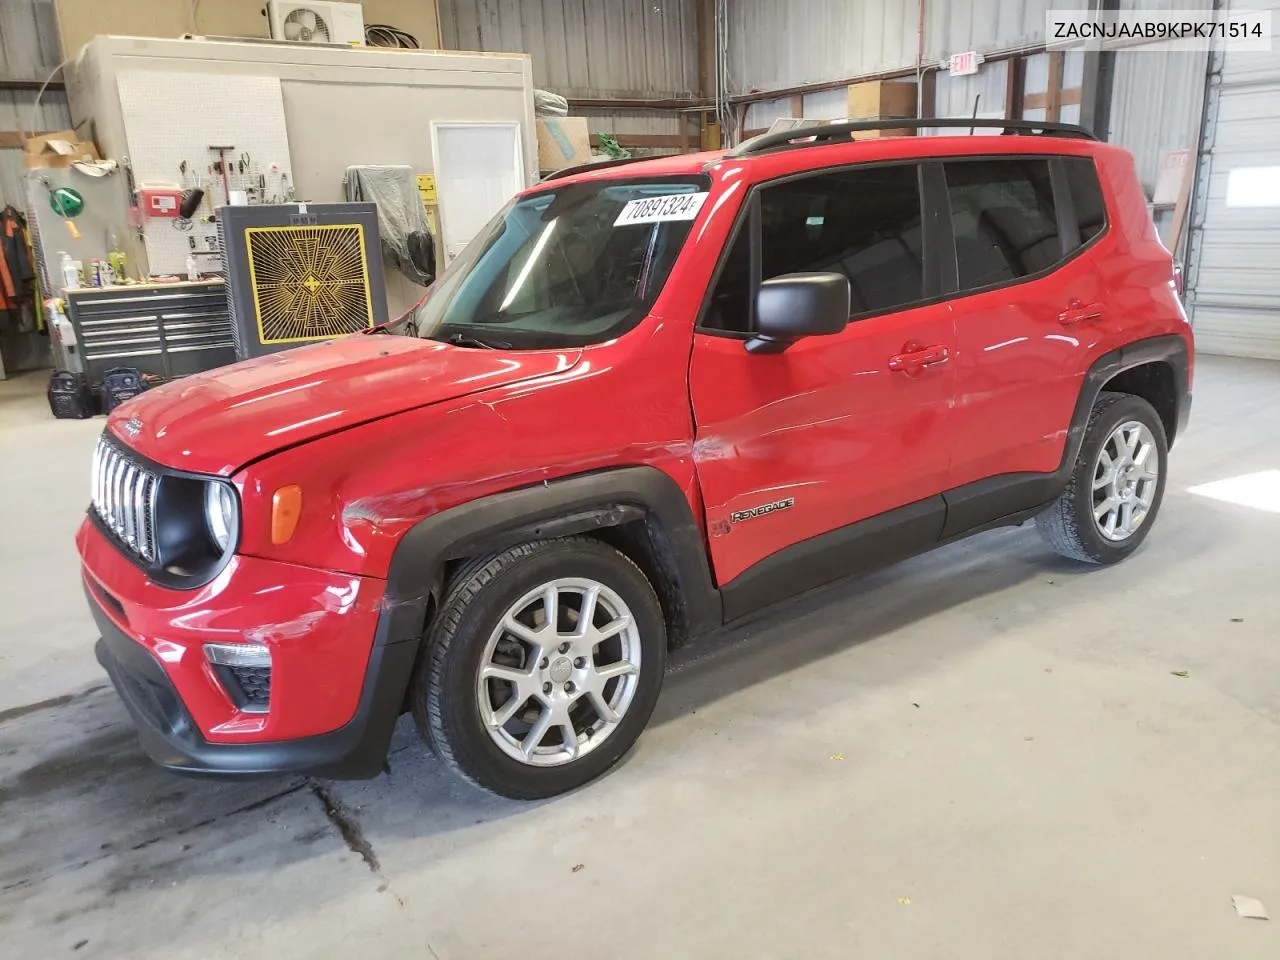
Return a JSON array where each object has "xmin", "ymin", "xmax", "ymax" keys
[
  {"xmin": 412, "ymin": 537, "xmax": 667, "ymax": 799},
  {"xmin": 1037, "ymin": 391, "xmax": 1169, "ymax": 564}
]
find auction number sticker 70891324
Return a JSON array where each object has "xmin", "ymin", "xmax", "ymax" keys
[{"xmin": 614, "ymin": 192, "xmax": 709, "ymax": 226}]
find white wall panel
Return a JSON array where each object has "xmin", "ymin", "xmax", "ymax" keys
[
  {"xmin": 743, "ymin": 97, "xmax": 794, "ymax": 131},
  {"xmin": 803, "ymin": 88, "xmax": 850, "ymax": 120}
]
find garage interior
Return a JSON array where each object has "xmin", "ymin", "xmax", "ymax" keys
[{"xmin": 2, "ymin": 1, "xmax": 1279, "ymax": 957}]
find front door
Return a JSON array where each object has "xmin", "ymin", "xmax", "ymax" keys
[{"xmin": 689, "ymin": 162, "xmax": 956, "ymax": 611}]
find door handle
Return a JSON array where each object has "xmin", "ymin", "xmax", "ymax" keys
[
  {"xmin": 1059, "ymin": 299, "xmax": 1104, "ymax": 326},
  {"xmin": 888, "ymin": 343, "xmax": 950, "ymax": 373}
]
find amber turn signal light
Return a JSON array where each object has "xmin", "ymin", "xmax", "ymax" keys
[{"xmin": 271, "ymin": 485, "xmax": 303, "ymax": 544}]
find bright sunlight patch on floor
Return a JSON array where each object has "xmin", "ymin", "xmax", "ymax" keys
[{"xmin": 1187, "ymin": 470, "xmax": 1280, "ymax": 513}]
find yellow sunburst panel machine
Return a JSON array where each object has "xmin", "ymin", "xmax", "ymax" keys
[{"xmin": 219, "ymin": 202, "xmax": 388, "ymax": 358}]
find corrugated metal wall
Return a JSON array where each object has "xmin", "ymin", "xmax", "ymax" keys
[
  {"xmin": 438, "ymin": 0, "xmax": 699, "ymax": 99},
  {"xmin": 1104, "ymin": 0, "xmax": 1211, "ymax": 195},
  {"xmin": 0, "ymin": 92, "xmax": 73, "ymax": 211},
  {"xmin": 1108, "ymin": 51, "xmax": 1208, "ymax": 196},
  {"xmin": 933, "ymin": 59, "xmax": 1012, "ymax": 121},
  {"xmin": 729, "ymin": 0, "xmax": 1206, "ymax": 196},
  {"xmin": 0, "ymin": 0, "xmax": 1222, "ymax": 230},
  {"xmin": 726, "ymin": 0, "xmax": 919, "ymax": 93},
  {"xmin": 577, "ymin": 108, "xmax": 692, "ymax": 157},
  {"xmin": 727, "ymin": 0, "xmax": 1051, "ymax": 96},
  {"xmin": 1, "ymin": 0, "xmax": 70, "ymax": 212},
  {"xmin": 0, "ymin": 0, "xmax": 61, "ymax": 75},
  {"xmin": 922, "ymin": 0, "xmax": 1049, "ymax": 62},
  {"xmin": 731, "ymin": 0, "xmax": 1055, "ymax": 138}
]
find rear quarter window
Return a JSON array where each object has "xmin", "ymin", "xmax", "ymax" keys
[{"xmin": 1063, "ymin": 157, "xmax": 1107, "ymax": 243}]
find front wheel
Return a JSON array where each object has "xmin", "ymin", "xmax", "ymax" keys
[
  {"xmin": 412, "ymin": 538, "xmax": 667, "ymax": 799},
  {"xmin": 1037, "ymin": 391, "xmax": 1169, "ymax": 564}
]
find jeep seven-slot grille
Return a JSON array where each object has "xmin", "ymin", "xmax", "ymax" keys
[{"xmin": 91, "ymin": 438, "xmax": 158, "ymax": 562}]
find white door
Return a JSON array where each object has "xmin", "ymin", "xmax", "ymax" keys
[
  {"xmin": 1187, "ymin": 0, "xmax": 1280, "ymax": 359},
  {"xmin": 431, "ymin": 122, "xmax": 524, "ymax": 262}
]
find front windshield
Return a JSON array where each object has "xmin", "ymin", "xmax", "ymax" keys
[{"xmin": 409, "ymin": 175, "xmax": 709, "ymax": 349}]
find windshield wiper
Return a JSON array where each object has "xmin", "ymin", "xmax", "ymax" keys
[{"xmin": 439, "ymin": 331, "xmax": 513, "ymax": 350}]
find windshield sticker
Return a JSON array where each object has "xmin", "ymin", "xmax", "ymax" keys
[{"xmin": 613, "ymin": 192, "xmax": 709, "ymax": 226}]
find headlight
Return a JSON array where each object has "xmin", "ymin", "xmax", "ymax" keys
[{"xmin": 204, "ymin": 481, "xmax": 239, "ymax": 552}]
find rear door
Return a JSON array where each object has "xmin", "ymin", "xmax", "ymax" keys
[
  {"xmin": 689, "ymin": 162, "xmax": 956, "ymax": 605},
  {"xmin": 941, "ymin": 155, "xmax": 1112, "ymax": 498}
]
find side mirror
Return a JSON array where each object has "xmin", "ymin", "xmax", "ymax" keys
[{"xmin": 746, "ymin": 272, "xmax": 851, "ymax": 354}]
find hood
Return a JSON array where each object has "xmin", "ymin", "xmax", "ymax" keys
[{"xmin": 107, "ymin": 335, "xmax": 582, "ymax": 476}]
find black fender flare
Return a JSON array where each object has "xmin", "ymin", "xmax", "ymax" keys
[
  {"xmin": 253, "ymin": 468, "xmax": 722, "ymax": 779},
  {"xmin": 938, "ymin": 333, "xmax": 1191, "ymax": 542},
  {"xmin": 1059, "ymin": 333, "xmax": 1191, "ymax": 473},
  {"xmin": 376, "ymin": 465, "xmax": 723, "ymax": 653}
]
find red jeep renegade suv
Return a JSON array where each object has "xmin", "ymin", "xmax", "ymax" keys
[{"xmin": 80, "ymin": 120, "xmax": 1193, "ymax": 799}]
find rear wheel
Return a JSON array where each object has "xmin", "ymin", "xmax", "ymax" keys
[
  {"xmin": 412, "ymin": 538, "xmax": 666, "ymax": 799},
  {"xmin": 1037, "ymin": 391, "xmax": 1168, "ymax": 564}
]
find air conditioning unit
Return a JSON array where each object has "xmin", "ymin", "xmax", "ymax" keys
[{"xmin": 267, "ymin": 1, "xmax": 365, "ymax": 45}]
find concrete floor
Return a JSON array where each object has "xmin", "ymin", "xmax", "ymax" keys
[{"xmin": 2, "ymin": 356, "xmax": 1278, "ymax": 959}]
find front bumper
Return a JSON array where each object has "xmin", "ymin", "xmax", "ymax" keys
[
  {"xmin": 80, "ymin": 517, "xmax": 421, "ymax": 778},
  {"xmin": 90, "ymin": 589, "xmax": 416, "ymax": 778}
]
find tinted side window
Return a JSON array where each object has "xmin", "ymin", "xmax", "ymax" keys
[
  {"xmin": 703, "ymin": 221, "xmax": 752, "ymax": 332},
  {"xmin": 759, "ymin": 165, "xmax": 925, "ymax": 317},
  {"xmin": 1064, "ymin": 157, "xmax": 1106, "ymax": 244},
  {"xmin": 945, "ymin": 159, "xmax": 1060, "ymax": 290}
]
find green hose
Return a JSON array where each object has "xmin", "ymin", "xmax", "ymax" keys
[{"xmin": 596, "ymin": 133, "xmax": 632, "ymax": 160}]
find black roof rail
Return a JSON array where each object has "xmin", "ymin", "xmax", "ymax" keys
[
  {"xmin": 728, "ymin": 118, "xmax": 1097, "ymax": 158},
  {"xmin": 540, "ymin": 156, "xmax": 656, "ymax": 182}
]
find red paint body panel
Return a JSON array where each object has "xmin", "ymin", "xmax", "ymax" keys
[
  {"xmin": 107, "ymin": 334, "xmax": 583, "ymax": 476},
  {"xmin": 78, "ymin": 519, "xmax": 382, "ymax": 741},
  {"xmin": 79, "ymin": 133, "xmax": 1194, "ymax": 756},
  {"xmin": 689, "ymin": 304, "xmax": 955, "ymax": 584},
  {"xmin": 946, "ymin": 250, "xmax": 1108, "ymax": 484},
  {"xmin": 235, "ymin": 317, "xmax": 704, "ymax": 578},
  {"xmin": 947, "ymin": 145, "xmax": 1194, "ymax": 487},
  {"xmin": 1092, "ymin": 147, "xmax": 1196, "ymax": 375}
]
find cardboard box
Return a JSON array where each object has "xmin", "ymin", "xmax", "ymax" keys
[
  {"xmin": 846, "ymin": 80, "xmax": 917, "ymax": 138},
  {"xmin": 848, "ymin": 126, "xmax": 915, "ymax": 140},
  {"xmin": 536, "ymin": 117, "xmax": 592, "ymax": 171},
  {"xmin": 24, "ymin": 129, "xmax": 101, "ymax": 169}
]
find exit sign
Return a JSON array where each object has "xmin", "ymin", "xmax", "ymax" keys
[{"xmin": 949, "ymin": 51, "xmax": 982, "ymax": 76}]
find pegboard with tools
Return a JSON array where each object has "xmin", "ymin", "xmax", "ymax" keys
[{"xmin": 115, "ymin": 71, "xmax": 296, "ymax": 276}]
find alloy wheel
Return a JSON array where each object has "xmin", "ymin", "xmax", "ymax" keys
[
  {"xmin": 476, "ymin": 578, "xmax": 642, "ymax": 767},
  {"xmin": 1092, "ymin": 419, "xmax": 1160, "ymax": 541}
]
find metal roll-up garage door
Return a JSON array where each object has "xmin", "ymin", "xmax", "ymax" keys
[{"xmin": 1187, "ymin": 0, "xmax": 1280, "ymax": 359}]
